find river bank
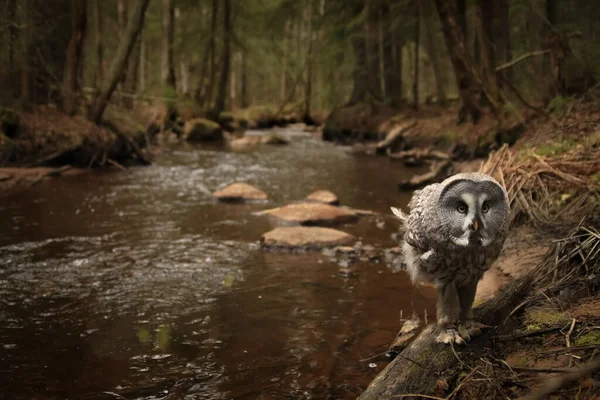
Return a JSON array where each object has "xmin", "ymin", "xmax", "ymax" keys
[{"xmin": 1, "ymin": 111, "xmax": 599, "ymax": 398}]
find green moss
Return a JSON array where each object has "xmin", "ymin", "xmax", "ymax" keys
[
  {"xmin": 437, "ymin": 131, "xmax": 458, "ymax": 146},
  {"xmin": 104, "ymin": 107, "xmax": 146, "ymax": 135},
  {"xmin": 184, "ymin": 118, "xmax": 222, "ymax": 141},
  {"xmin": 240, "ymin": 105, "xmax": 275, "ymax": 122},
  {"xmin": 574, "ymin": 331, "xmax": 600, "ymax": 346},
  {"xmin": 546, "ymin": 95, "xmax": 576, "ymax": 115},
  {"xmin": 218, "ymin": 111, "xmax": 235, "ymax": 123},
  {"xmin": 534, "ymin": 139, "xmax": 577, "ymax": 156},
  {"xmin": 524, "ymin": 308, "xmax": 569, "ymax": 331},
  {"xmin": 389, "ymin": 113, "xmax": 407, "ymax": 124},
  {"xmin": 0, "ymin": 107, "xmax": 20, "ymax": 138}
]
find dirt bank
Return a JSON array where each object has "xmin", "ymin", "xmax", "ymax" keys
[{"xmin": 1, "ymin": 105, "xmax": 155, "ymax": 169}]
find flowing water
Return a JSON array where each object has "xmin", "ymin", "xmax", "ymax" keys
[{"xmin": 0, "ymin": 125, "xmax": 436, "ymax": 400}]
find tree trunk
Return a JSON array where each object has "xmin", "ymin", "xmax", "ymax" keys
[
  {"xmin": 382, "ymin": 12, "xmax": 396, "ymax": 105},
  {"xmin": 92, "ymin": 0, "xmax": 103, "ymax": 89},
  {"xmin": 7, "ymin": 0, "xmax": 17, "ymax": 77},
  {"xmin": 139, "ymin": 33, "xmax": 146, "ymax": 92},
  {"xmin": 20, "ymin": 0, "xmax": 31, "ymax": 107},
  {"xmin": 478, "ymin": 0, "xmax": 499, "ymax": 101},
  {"xmin": 161, "ymin": 0, "xmax": 176, "ymax": 89},
  {"xmin": 229, "ymin": 52, "xmax": 237, "ymax": 109},
  {"xmin": 455, "ymin": 0, "xmax": 467, "ymax": 36},
  {"xmin": 349, "ymin": 2, "xmax": 368, "ymax": 105},
  {"xmin": 123, "ymin": 39, "xmax": 140, "ymax": 108},
  {"xmin": 241, "ymin": 50, "xmax": 248, "ymax": 108},
  {"xmin": 206, "ymin": 0, "xmax": 219, "ymax": 106},
  {"xmin": 280, "ymin": 20, "xmax": 289, "ymax": 105},
  {"xmin": 424, "ymin": 5, "xmax": 447, "ymax": 105},
  {"xmin": 495, "ymin": 0, "xmax": 512, "ymax": 84},
  {"xmin": 434, "ymin": 0, "xmax": 485, "ymax": 123},
  {"xmin": 89, "ymin": 0, "xmax": 151, "ymax": 124},
  {"xmin": 413, "ymin": 0, "xmax": 421, "ymax": 109},
  {"xmin": 208, "ymin": 0, "xmax": 230, "ymax": 120},
  {"xmin": 62, "ymin": 0, "xmax": 87, "ymax": 115},
  {"xmin": 349, "ymin": 35, "xmax": 368, "ymax": 105},
  {"xmin": 303, "ymin": 1, "xmax": 314, "ymax": 122},
  {"xmin": 366, "ymin": 2, "xmax": 382, "ymax": 100},
  {"xmin": 545, "ymin": 0, "xmax": 565, "ymax": 97},
  {"xmin": 180, "ymin": 58, "xmax": 190, "ymax": 96},
  {"xmin": 378, "ymin": 8, "xmax": 385, "ymax": 97}
]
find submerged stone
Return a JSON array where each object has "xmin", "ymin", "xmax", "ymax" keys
[
  {"xmin": 212, "ymin": 183, "xmax": 267, "ymax": 202},
  {"xmin": 261, "ymin": 226, "xmax": 355, "ymax": 250},
  {"xmin": 306, "ymin": 190, "xmax": 339, "ymax": 205},
  {"xmin": 258, "ymin": 203, "xmax": 358, "ymax": 226}
]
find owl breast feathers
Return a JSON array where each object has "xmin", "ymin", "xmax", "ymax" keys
[{"xmin": 395, "ymin": 173, "xmax": 510, "ymax": 287}]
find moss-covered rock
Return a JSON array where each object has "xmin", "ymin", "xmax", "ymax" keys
[
  {"xmin": 0, "ymin": 107, "xmax": 21, "ymax": 138},
  {"xmin": 184, "ymin": 118, "xmax": 223, "ymax": 141},
  {"xmin": 0, "ymin": 133, "xmax": 15, "ymax": 165},
  {"xmin": 218, "ymin": 112, "xmax": 235, "ymax": 124}
]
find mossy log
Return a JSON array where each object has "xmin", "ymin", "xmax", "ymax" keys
[{"xmin": 358, "ymin": 275, "xmax": 533, "ymax": 399}]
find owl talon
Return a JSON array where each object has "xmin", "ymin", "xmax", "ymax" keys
[
  {"xmin": 458, "ymin": 321, "xmax": 482, "ymax": 342},
  {"xmin": 435, "ymin": 328, "xmax": 465, "ymax": 345}
]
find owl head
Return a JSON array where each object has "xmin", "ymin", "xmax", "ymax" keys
[{"xmin": 437, "ymin": 173, "xmax": 509, "ymax": 247}]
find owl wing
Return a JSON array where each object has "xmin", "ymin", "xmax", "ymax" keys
[{"xmin": 404, "ymin": 184, "xmax": 441, "ymax": 251}]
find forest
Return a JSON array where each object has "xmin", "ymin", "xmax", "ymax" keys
[{"xmin": 1, "ymin": 0, "xmax": 600, "ymax": 399}]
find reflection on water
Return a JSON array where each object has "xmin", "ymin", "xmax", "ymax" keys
[{"xmin": 0, "ymin": 125, "xmax": 436, "ymax": 399}]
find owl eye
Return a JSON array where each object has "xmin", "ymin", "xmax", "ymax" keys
[
  {"xmin": 457, "ymin": 203, "xmax": 467, "ymax": 214},
  {"xmin": 482, "ymin": 202, "xmax": 490, "ymax": 214}
]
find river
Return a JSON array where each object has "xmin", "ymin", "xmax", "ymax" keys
[{"xmin": 0, "ymin": 124, "xmax": 436, "ymax": 400}]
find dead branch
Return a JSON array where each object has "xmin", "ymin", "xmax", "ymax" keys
[
  {"xmin": 519, "ymin": 357, "xmax": 600, "ymax": 400},
  {"xmin": 30, "ymin": 165, "xmax": 72, "ymax": 186},
  {"xmin": 498, "ymin": 75, "xmax": 549, "ymax": 118},
  {"xmin": 495, "ymin": 49, "xmax": 550, "ymax": 72},
  {"xmin": 376, "ymin": 120, "xmax": 417, "ymax": 154},
  {"xmin": 388, "ymin": 147, "xmax": 450, "ymax": 166},
  {"xmin": 107, "ymin": 159, "xmax": 126, "ymax": 170},
  {"xmin": 398, "ymin": 159, "xmax": 452, "ymax": 190}
]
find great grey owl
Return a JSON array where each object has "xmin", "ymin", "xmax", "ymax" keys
[{"xmin": 391, "ymin": 172, "xmax": 510, "ymax": 344}]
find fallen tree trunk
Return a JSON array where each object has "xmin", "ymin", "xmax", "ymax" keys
[
  {"xmin": 398, "ymin": 159, "xmax": 452, "ymax": 190},
  {"xmin": 387, "ymin": 147, "xmax": 450, "ymax": 167},
  {"xmin": 375, "ymin": 119, "xmax": 417, "ymax": 154},
  {"xmin": 358, "ymin": 275, "xmax": 533, "ymax": 399}
]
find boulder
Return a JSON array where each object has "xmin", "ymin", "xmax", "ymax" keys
[
  {"xmin": 212, "ymin": 183, "xmax": 267, "ymax": 202},
  {"xmin": 261, "ymin": 226, "xmax": 355, "ymax": 250},
  {"xmin": 261, "ymin": 133, "xmax": 289, "ymax": 145},
  {"xmin": 184, "ymin": 118, "xmax": 222, "ymax": 141},
  {"xmin": 228, "ymin": 136, "xmax": 262, "ymax": 151},
  {"xmin": 306, "ymin": 190, "xmax": 339, "ymax": 205},
  {"xmin": 258, "ymin": 203, "xmax": 358, "ymax": 226}
]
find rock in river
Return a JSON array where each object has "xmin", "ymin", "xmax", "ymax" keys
[
  {"xmin": 258, "ymin": 203, "xmax": 358, "ymax": 226},
  {"xmin": 184, "ymin": 118, "xmax": 223, "ymax": 141},
  {"xmin": 261, "ymin": 227, "xmax": 355, "ymax": 250},
  {"xmin": 212, "ymin": 183, "xmax": 267, "ymax": 202},
  {"xmin": 306, "ymin": 190, "xmax": 339, "ymax": 205}
]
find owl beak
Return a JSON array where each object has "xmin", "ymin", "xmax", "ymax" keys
[{"xmin": 472, "ymin": 219, "xmax": 479, "ymax": 232}]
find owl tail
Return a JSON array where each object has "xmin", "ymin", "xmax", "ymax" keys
[{"xmin": 390, "ymin": 207, "xmax": 407, "ymax": 222}]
